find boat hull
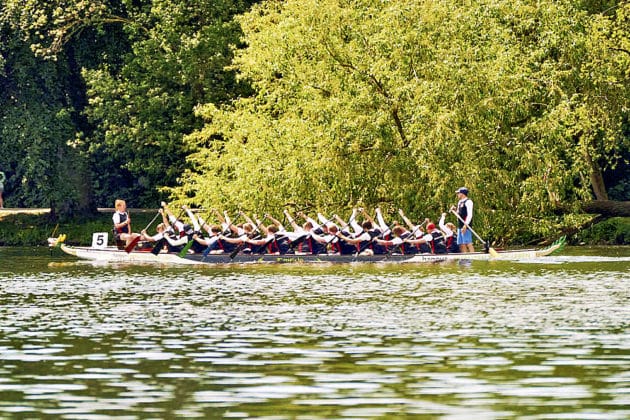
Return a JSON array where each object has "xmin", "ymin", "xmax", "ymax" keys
[
  {"xmin": 59, "ymin": 240, "xmax": 564, "ymax": 265},
  {"xmin": 60, "ymin": 245, "xmax": 201, "ymax": 265}
]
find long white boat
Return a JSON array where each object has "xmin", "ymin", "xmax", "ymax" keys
[
  {"xmin": 59, "ymin": 244, "xmax": 202, "ymax": 265},
  {"xmin": 57, "ymin": 236, "xmax": 566, "ymax": 265}
]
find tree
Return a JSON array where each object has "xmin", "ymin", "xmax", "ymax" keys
[
  {"xmin": 0, "ymin": 2, "xmax": 95, "ymax": 217},
  {"xmin": 81, "ymin": 0, "xmax": 257, "ymax": 206},
  {"xmin": 1, "ymin": 0, "xmax": 257, "ymax": 212},
  {"xmin": 175, "ymin": 0, "xmax": 630, "ymax": 242}
]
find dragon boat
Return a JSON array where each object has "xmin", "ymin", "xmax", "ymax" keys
[{"xmin": 53, "ymin": 235, "xmax": 566, "ymax": 265}]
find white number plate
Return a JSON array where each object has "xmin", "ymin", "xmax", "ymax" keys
[{"xmin": 91, "ymin": 232, "xmax": 108, "ymax": 248}]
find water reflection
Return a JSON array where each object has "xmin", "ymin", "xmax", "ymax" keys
[{"xmin": 0, "ymin": 247, "xmax": 628, "ymax": 418}]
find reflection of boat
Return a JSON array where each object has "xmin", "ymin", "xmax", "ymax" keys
[{"xmin": 58, "ymin": 237, "xmax": 565, "ymax": 265}]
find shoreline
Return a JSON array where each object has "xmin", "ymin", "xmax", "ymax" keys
[
  {"xmin": 0, "ymin": 210, "xmax": 159, "ymax": 247},
  {"xmin": 0, "ymin": 207, "xmax": 158, "ymax": 219}
]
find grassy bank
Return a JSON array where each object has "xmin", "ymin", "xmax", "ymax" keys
[
  {"xmin": 0, "ymin": 211, "xmax": 158, "ymax": 247},
  {"xmin": 575, "ymin": 217, "xmax": 630, "ymax": 245},
  {"xmin": 1, "ymin": 211, "xmax": 629, "ymax": 247}
]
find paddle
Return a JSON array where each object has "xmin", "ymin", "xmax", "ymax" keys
[
  {"xmin": 50, "ymin": 223, "xmax": 59, "ymax": 239},
  {"xmin": 228, "ymin": 239, "xmax": 247, "ymax": 260},
  {"xmin": 198, "ymin": 212, "xmax": 243, "ymax": 259},
  {"xmin": 229, "ymin": 215, "xmax": 266, "ymax": 259},
  {"xmin": 48, "ymin": 223, "xmax": 60, "ymax": 256},
  {"xmin": 151, "ymin": 206, "xmax": 187, "ymax": 255},
  {"xmin": 178, "ymin": 208, "xmax": 211, "ymax": 257},
  {"xmin": 350, "ymin": 208, "xmax": 397, "ymax": 259},
  {"xmin": 222, "ymin": 211, "xmax": 242, "ymax": 235},
  {"xmin": 285, "ymin": 210, "xmax": 332, "ymax": 252},
  {"xmin": 387, "ymin": 219, "xmax": 427, "ymax": 257},
  {"xmin": 281, "ymin": 209, "xmax": 310, "ymax": 252},
  {"xmin": 340, "ymin": 213, "xmax": 377, "ymax": 259},
  {"xmin": 125, "ymin": 210, "xmax": 161, "ymax": 253},
  {"xmin": 449, "ymin": 209, "xmax": 499, "ymax": 257},
  {"xmin": 176, "ymin": 237, "xmax": 194, "ymax": 257}
]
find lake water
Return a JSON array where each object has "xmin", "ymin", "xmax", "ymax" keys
[{"xmin": 0, "ymin": 246, "xmax": 629, "ymax": 419}]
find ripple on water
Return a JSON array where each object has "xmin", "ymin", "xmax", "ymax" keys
[{"xmin": 0, "ymin": 247, "xmax": 628, "ymax": 418}]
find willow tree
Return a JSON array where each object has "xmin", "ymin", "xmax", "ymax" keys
[
  {"xmin": 2, "ymin": 0, "xmax": 256, "ymax": 209},
  {"xmin": 177, "ymin": 0, "xmax": 629, "ymax": 242}
]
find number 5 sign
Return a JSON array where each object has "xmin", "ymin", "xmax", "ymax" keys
[{"xmin": 92, "ymin": 232, "xmax": 109, "ymax": 249}]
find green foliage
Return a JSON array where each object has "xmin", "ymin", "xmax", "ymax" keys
[
  {"xmin": 577, "ymin": 217, "xmax": 630, "ymax": 245},
  {"xmin": 80, "ymin": 0, "xmax": 256, "ymax": 206},
  {"xmin": 2, "ymin": 0, "xmax": 629, "ymax": 242},
  {"xmin": 0, "ymin": 13, "xmax": 90, "ymax": 215},
  {"xmin": 1, "ymin": 0, "xmax": 256, "ymax": 210},
  {"xmin": 608, "ymin": 179, "xmax": 630, "ymax": 201},
  {"xmin": 174, "ymin": 0, "xmax": 630, "ymax": 242},
  {"xmin": 0, "ymin": 211, "xmax": 158, "ymax": 246}
]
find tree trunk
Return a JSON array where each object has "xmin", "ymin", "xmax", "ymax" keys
[
  {"xmin": 585, "ymin": 152, "xmax": 609, "ymax": 201},
  {"xmin": 582, "ymin": 200, "xmax": 630, "ymax": 217}
]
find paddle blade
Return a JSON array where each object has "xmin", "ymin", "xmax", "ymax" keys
[
  {"xmin": 125, "ymin": 236, "xmax": 141, "ymax": 253},
  {"xmin": 488, "ymin": 247, "xmax": 500, "ymax": 258},
  {"xmin": 54, "ymin": 234, "xmax": 66, "ymax": 249},
  {"xmin": 178, "ymin": 240, "xmax": 194, "ymax": 257},
  {"xmin": 229, "ymin": 242, "xmax": 245, "ymax": 259},
  {"xmin": 151, "ymin": 238, "xmax": 165, "ymax": 255}
]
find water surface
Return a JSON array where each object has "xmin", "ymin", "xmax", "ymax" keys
[{"xmin": 0, "ymin": 246, "xmax": 629, "ymax": 419}]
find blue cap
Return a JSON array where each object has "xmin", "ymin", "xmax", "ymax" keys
[{"xmin": 456, "ymin": 187, "xmax": 468, "ymax": 195}]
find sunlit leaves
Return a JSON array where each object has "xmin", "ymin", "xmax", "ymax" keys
[{"xmin": 178, "ymin": 0, "xmax": 630, "ymax": 241}]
